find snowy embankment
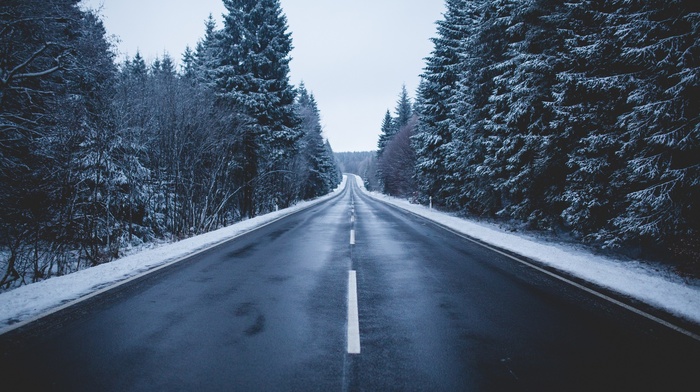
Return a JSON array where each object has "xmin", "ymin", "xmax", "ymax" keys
[
  {"xmin": 2, "ymin": 173, "xmax": 697, "ymax": 334},
  {"xmin": 0, "ymin": 176, "xmax": 347, "ymax": 333},
  {"xmin": 354, "ymin": 175, "xmax": 700, "ymax": 327}
]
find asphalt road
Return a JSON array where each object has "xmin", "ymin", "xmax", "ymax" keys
[{"xmin": 1, "ymin": 176, "xmax": 699, "ymax": 391}]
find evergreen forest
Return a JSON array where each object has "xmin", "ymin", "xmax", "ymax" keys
[
  {"xmin": 375, "ymin": 0, "xmax": 699, "ymax": 274},
  {"xmin": 0, "ymin": 0, "xmax": 341, "ymax": 289}
]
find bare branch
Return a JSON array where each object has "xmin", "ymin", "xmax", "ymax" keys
[
  {"xmin": 1, "ymin": 42, "xmax": 59, "ymax": 86},
  {"xmin": 13, "ymin": 65, "xmax": 61, "ymax": 81}
]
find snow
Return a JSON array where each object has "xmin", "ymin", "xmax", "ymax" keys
[
  {"xmin": 354, "ymin": 175, "xmax": 700, "ymax": 327},
  {"xmin": 0, "ymin": 176, "xmax": 347, "ymax": 333},
  {"xmin": 2, "ymin": 173, "xmax": 698, "ymax": 335}
]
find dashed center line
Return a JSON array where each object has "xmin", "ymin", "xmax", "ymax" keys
[
  {"xmin": 347, "ymin": 270, "xmax": 361, "ymax": 354},
  {"xmin": 348, "ymin": 194, "xmax": 360, "ymax": 354}
]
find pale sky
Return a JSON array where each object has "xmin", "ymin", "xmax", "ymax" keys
[{"xmin": 80, "ymin": 0, "xmax": 445, "ymax": 152}]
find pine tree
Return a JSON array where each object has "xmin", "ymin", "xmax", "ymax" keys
[
  {"xmin": 414, "ymin": 0, "xmax": 472, "ymax": 205},
  {"xmin": 377, "ymin": 85, "xmax": 414, "ymax": 193},
  {"xmin": 181, "ymin": 46, "xmax": 196, "ymax": 79},
  {"xmin": 394, "ymin": 84, "xmax": 412, "ymax": 131},
  {"xmin": 379, "ymin": 115, "xmax": 418, "ymax": 197},
  {"xmin": 554, "ymin": 0, "xmax": 636, "ymax": 243},
  {"xmin": 439, "ymin": 0, "xmax": 506, "ymax": 213},
  {"xmin": 65, "ymin": 10, "xmax": 126, "ymax": 266},
  {"xmin": 193, "ymin": 14, "xmax": 219, "ymax": 85},
  {"xmin": 377, "ymin": 110, "xmax": 395, "ymax": 156},
  {"xmin": 294, "ymin": 83, "xmax": 338, "ymax": 199},
  {"xmin": 612, "ymin": 0, "xmax": 700, "ymax": 251},
  {"xmin": 479, "ymin": 0, "xmax": 569, "ymax": 228},
  {"xmin": 214, "ymin": 0, "xmax": 300, "ymax": 217}
]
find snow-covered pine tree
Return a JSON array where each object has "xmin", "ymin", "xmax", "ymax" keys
[
  {"xmin": 413, "ymin": 0, "xmax": 471, "ymax": 206},
  {"xmin": 394, "ymin": 84, "xmax": 413, "ymax": 131},
  {"xmin": 129, "ymin": 52, "xmax": 148, "ymax": 79},
  {"xmin": 181, "ymin": 46, "xmax": 197, "ymax": 80},
  {"xmin": 377, "ymin": 109, "xmax": 395, "ymax": 158},
  {"xmin": 441, "ymin": 0, "xmax": 507, "ymax": 213},
  {"xmin": 480, "ymin": 0, "xmax": 569, "ymax": 229},
  {"xmin": 379, "ymin": 114, "xmax": 418, "ymax": 197},
  {"xmin": 192, "ymin": 14, "xmax": 219, "ymax": 86},
  {"xmin": 325, "ymin": 139, "xmax": 343, "ymax": 187},
  {"xmin": 612, "ymin": 0, "xmax": 700, "ymax": 256},
  {"xmin": 377, "ymin": 85, "xmax": 414, "ymax": 193},
  {"xmin": 555, "ymin": 0, "xmax": 634, "ymax": 243},
  {"xmin": 214, "ymin": 0, "xmax": 301, "ymax": 218},
  {"xmin": 294, "ymin": 83, "xmax": 339, "ymax": 200}
]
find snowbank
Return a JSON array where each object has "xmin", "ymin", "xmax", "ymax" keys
[{"xmin": 0, "ymin": 176, "xmax": 347, "ymax": 333}]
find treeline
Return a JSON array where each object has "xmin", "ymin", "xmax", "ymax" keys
[
  {"xmin": 0, "ymin": 0, "xmax": 340, "ymax": 289},
  {"xmin": 377, "ymin": 0, "xmax": 699, "ymax": 269},
  {"xmin": 376, "ymin": 85, "xmax": 418, "ymax": 197},
  {"xmin": 334, "ymin": 151, "xmax": 379, "ymax": 190}
]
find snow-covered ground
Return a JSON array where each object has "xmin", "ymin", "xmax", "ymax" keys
[
  {"xmin": 0, "ymin": 176, "xmax": 347, "ymax": 334},
  {"xmin": 1, "ymin": 173, "xmax": 698, "ymax": 335},
  {"xmin": 354, "ymin": 175, "xmax": 700, "ymax": 328}
]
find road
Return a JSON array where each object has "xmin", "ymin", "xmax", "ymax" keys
[{"xmin": 1, "ymin": 176, "xmax": 699, "ymax": 391}]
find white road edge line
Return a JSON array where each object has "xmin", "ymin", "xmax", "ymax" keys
[
  {"xmin": 348, "ymin": 270, "xmax": 361, "ymax": 354},
  {"xmin": 384, "ymin": 202, "xmax": 700, "ymax": 342},
  {"xmin": 460, "ymin": 236, "xmax": 700, "ymax": 342},
  {"xmin": 440, "ymin": 225, "xmax": 700, "ymax": 341}
]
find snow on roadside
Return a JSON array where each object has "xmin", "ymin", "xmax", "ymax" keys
[
  {"xmin": 0, "ymin": 176, "xmax": 347, "ymax": 332},
  {"xmin": 354, "ymin": 175, "xmax": 700, "ymax": 326}
]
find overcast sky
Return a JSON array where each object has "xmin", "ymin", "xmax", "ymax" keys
[{"xmin": 79, "ymin": 0, "xmax": 445, "ymax": 152}]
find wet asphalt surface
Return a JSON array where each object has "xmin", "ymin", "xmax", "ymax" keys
[{"xmin": 1, "ymin": 176, "xmax": 699, "ymax": 391}]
